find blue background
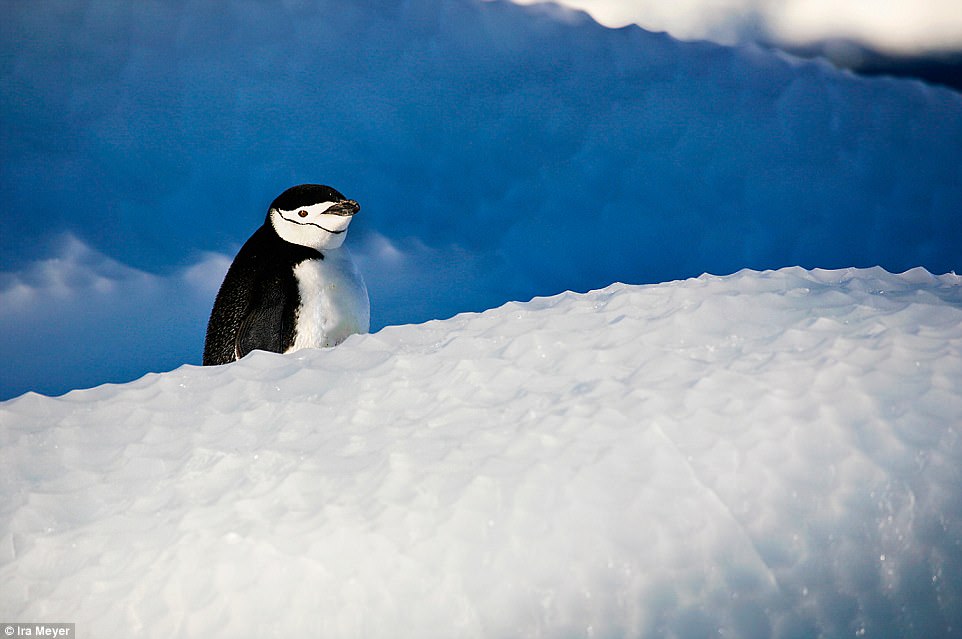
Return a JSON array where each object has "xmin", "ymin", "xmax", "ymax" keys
[{"xmin": 2, "ymin": 0, "xmax": 960, "ymax": 399}]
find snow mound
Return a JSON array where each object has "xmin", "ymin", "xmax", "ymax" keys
[{"xmin": 2, "ymin": 267, "xmax": 961, "ymax": 638}]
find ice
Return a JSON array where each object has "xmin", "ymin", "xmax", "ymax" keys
[
  {"xmin": 0, "ymin": 236, "xmax": 225, "ymax": 399},
  {"xmin": 2, "ymin": 3, "xmax": 962, "ymax": 628},
  {"xmin": 2, "ymin": 267, "xmax": 960, "ymax": 638},
  {"xmin": 504, "ymin": 0, "xmax": 962, "ymax": 54},
  {"xmin": 2, "ymin": 0, "xmax": 961, "ymax": 399}
]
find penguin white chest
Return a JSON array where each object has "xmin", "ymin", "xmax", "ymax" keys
[{"xmin": 288, "ymin": 249, "xmax": 370, "ymax": 352}]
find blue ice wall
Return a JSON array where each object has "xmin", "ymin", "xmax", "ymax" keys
[{"xmin": 2, "ymin": 0, "xmax": 961, "ymax": 398}]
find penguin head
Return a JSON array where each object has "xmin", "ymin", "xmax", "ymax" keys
[{"xmin": 267, "ymin": 184, "xmax": 360, "ymax": 250}]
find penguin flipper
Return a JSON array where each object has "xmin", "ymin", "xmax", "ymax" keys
[{"xmin": 235, "ymin": 290, "xmax": 288, "ymax": 359}]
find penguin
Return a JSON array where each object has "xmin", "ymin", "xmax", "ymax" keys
[{"xmin": 203, "ymin": 184, "xmax": 369, "ymax": 366}]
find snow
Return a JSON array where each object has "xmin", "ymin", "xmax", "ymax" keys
[
  {"xmin": 2, "ymin": 267, "xmax": 961, "ymax": 638},
  {"xmin": 0, "ymin": 237, "xmax": 225, "ymax": 400},
  {"xmin": 2, "ymin": 4, "xmax": 961, "ymax": 629},
  {"xmin": 504, "ymin": 0, "xmax": 962, "ymax": 54}
]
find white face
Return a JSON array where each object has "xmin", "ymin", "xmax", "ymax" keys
[{"xmin": 269, "ymin": 201, "xmax": 355, "ymax": 250}]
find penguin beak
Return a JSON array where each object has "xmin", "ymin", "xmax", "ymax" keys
[{"xmin": 328, "ymin": 200, "xmax": 360, "ymax": 217}]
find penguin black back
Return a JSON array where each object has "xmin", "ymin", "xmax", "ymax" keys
[{"xmin": 203, "ymin": 227, "xmax": 320, "ymax": 365}]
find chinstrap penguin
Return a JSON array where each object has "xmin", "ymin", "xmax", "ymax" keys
[{"xmin": 203, "ymin": 184, "xmax": 369, "ymax": 366}]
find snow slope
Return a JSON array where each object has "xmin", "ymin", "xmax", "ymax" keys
[{"xmin": 2, "ymin": 267, "xmax": 960, "ymax": 638}]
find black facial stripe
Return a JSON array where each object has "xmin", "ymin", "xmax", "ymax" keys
[{"xmin": 280, "ymin": 213, "xmax": 346, "ymax": 234}]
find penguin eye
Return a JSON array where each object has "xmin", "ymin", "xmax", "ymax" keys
[{"xmin": 297, "ymin": 210, "xmax": 309, "ymax": 218}]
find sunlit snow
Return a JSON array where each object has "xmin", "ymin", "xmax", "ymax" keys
[
  {"xmin": 504, "ymin": 0, "xmax": 962, "ymax": 54},
  {"xmin": 2, "ymin": 267, "xmax": 960, "ymax": 638}
]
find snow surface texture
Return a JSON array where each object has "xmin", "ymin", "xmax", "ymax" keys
[
  {"xmin": 2, "ymin": 267, "xmax": 961, "ymax": 638},
  {"xmin": 1, "ymin": 0, "xmax": 961, "ymax": 399}
]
